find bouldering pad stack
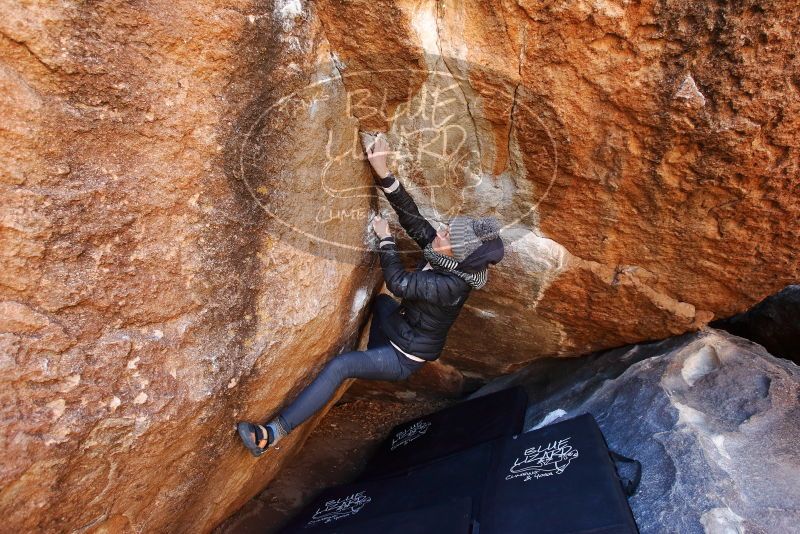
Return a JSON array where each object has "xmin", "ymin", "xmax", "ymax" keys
[
  {"xmin": 281, "ymin": 387, "xmax": 639, "ymax": 533},
  {"xmin": 360, "ymin": 385, "xmax": 529, "ymax": 480}
]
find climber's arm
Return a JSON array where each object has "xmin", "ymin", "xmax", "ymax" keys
[
  {"xmin": 378, "ymin": 173, "xmax": 437, "ymax": 250},
  {"xmin": 367, "ymin": 134, "xmax": 437, "ymax": 250}
]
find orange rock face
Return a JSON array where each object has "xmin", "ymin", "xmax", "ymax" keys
[
  {"xmin": 0, "ymin": 1, "xmax": 380, "ymax": 532},
  {"xmin": 335, "ymin": 0, "xmax": 799, "ymax": 376},
  {"xmin": 0, "ymin": 0, "xmax": 797, "ymax": 532}
]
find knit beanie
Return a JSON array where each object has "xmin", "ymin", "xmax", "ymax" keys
[{"xmin": 449, "ymin": 216, "xmax": 502, "ymax": 262}]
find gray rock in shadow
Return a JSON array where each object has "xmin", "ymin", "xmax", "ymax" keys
[
  {"xmin": 471, "ymin": 329, "xmax": 800, "ymax": 534},
  {"xmin": 712, "ymin": 285, "xmax": 800, "ymax": 364}
]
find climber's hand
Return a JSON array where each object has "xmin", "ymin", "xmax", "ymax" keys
[
  {"xmin": 372, "ymin": 215, "xmax": 391, "ymax": 239},
  {"xmin": 367, "ymin": 135, "xmax": 391, "ymax": 179}
]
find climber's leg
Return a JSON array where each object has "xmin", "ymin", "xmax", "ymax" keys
[
  {"xmin": 367, "ymin": 294, "xmax": 400, "ymax": 349},
  {"xmin": 275, "ymin": 345, "xmax": 405, "ymax": 435}
]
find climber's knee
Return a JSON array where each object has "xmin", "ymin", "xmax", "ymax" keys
[{"xmin": 325, "ymin": 351, "xmax": 359, "ymax": 381}]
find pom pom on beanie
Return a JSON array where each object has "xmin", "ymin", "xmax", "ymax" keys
[{"xmin": 472, "ymin": 217, "xmax": 501, "ymax": 242}]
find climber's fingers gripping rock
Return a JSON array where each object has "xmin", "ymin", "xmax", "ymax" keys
[
  {"xmin": 367, "ymin": 135, "xmax": 391, "ymax": 180},
  {"xmin": 372, "ymin": 215, "xmax": 391, "ymax": 239}
]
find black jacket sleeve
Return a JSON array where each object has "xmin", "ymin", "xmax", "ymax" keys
[
  {"xmin": 380, "ymin": 173, "xmax": 437, "ymax": 250},
  {"xmin": 376, "ymin": 236, "xmax": 468, "ymax": 305}
]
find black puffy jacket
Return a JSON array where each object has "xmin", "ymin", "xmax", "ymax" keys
[{"xmin": 377, "ymin": 181, "xmax": 472, "ymax": 361}]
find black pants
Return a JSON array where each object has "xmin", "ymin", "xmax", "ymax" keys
[{"xmin": 278, "ymin": 295, "xmax": 425, "ymax": 433}]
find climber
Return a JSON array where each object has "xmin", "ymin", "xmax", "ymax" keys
[{"xmin": 236, "ymin": 134, "xmax": 505, "ymax": 457}]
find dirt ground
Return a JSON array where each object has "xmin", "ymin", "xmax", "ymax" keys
[{"xmin": 214, "ymin": 395, "xmax": 452, "ymax": 533}]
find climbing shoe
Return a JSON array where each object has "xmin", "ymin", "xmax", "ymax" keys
[
  {"xmin": 237, "ymin": 421, "xmax": 273, "ymax": 457},
  {"xmin": 237, "ymin": 417, "xmax": 288, "ymax": 457}
]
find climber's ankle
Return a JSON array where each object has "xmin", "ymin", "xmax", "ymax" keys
[{"xmin": 264, "ymin": 417, "xmax": 289, "ymax": 447}]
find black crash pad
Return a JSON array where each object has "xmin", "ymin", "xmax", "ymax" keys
[
  {"xmin": 293, "ymin": 496, "xmax": 473, "ymax": 534},
  {"xmin": 359, "ymin": 386, "xmax": 528, "ymax": 480},
  {"xmin": 478, "ymin": 413, "xmax": 639, "ymax": 534},
  {"xmin": 281, "ymin": 440, "xmax": 495, "ymax": 533}
]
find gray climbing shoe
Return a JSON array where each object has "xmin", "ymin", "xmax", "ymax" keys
[{"xmin": 237, "ymin": 421, "xmax": 271, "ymax": 457}]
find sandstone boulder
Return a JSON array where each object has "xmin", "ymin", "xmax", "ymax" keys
[
  {"xmin": 2, "ymin": 0, "xmax": 799, "ymax": 531},
  {"xmin": 353, "ymin": 0, "xmax": 800, "ymax": 376},
  {"xmin": 246, "ymin": 0, "xmax": 799, "ymax": 378},
  {"xmin": 0, "ymin": 2, "xmax": 381, "ymax": 532}
]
